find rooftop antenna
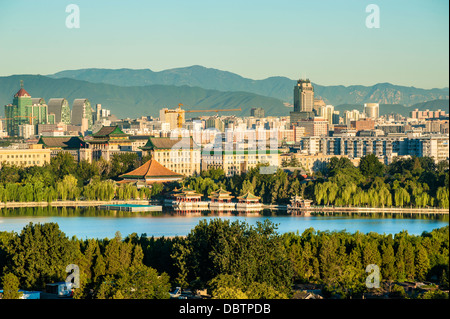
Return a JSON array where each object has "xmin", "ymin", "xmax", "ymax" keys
[{"xmin": 20, "ymin": 80, "xmax": 24, "ymax": 88}]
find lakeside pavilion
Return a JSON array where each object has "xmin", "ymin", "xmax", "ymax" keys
[
  {"xmin": 118, "ymin": 159, "xmax": 183, "ymax": 188},
  {"xmin": 208, "ymin": 187, "xmax": 235, "ymax": 212},
  {"xmin": 287, "ymin": 195, "xmax": 313, "ymax": 215},
  {"xmin": 173, "ymin": 187, "xmax": 202, "ymax": 203},
  {"xmin": 171, "ymin": 187, "xmax": 208, "ymax": 213},
  {"xmin": 236, "ymin": 192, "xmax": 263, "ymax": 213}
]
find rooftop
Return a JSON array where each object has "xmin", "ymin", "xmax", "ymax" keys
[
  {"xmin": 93, "ymin": 125, "xmax": 128, "ymax": 138},
  {"xmin": 37, "ymin": 136, "xmax": 86, "ymax": 149},
  {"xmin": 14, "ymin": 88, "xmax": 31, "ymax": 98},
  {"xmin": 120, "ymin": 159, "xmax": 184, "ymax": 179},
  {"xmin": 141, "ymin": 136, "xmax": 200, "ymax": 150}
]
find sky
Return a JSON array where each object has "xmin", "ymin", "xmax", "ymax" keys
[{"xmin": 0, "ymin": 0, "xmax": 448, "ymax": 89}]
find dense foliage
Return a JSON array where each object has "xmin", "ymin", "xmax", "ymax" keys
[
  {"xmin": 0, "ymin": 220, "xmax": 448, "ymax": 299},
  {"xmin": 0, "ymin": 151, "xmax": 447, "ymax": 209},
  {"xmin": 181, "ymin": 155, "xmax": 449, "ymax": 208},
  {"xmin": 0, "ymin": 152, "xmax": 154, "ymax": 202}
]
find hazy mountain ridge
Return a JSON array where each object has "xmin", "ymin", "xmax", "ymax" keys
[
  {"xmin": 1, "ymin": 68, "xmax": 448, "ymax": 120},
  {"xmin": 49, "ymin": 66, "xmax": 449, "ymax": 106},
  {"xmin": 0, "ymin": 75, "xmax": 288, "ymax": 119}
]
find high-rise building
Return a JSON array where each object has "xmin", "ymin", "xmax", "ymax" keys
[
  {"xmin": 48, "ymin": 98, "xmax": 71, "ymax": 124},
  {"xmin": 321, "ymin": 105, "xmax": 335, "ymax": 124},
  {"xmin": 30, "ymin": 98, "xmax": 48, "ymax": 125},
  {"xmin": 71, "ymin": 98, "xmax": 93, "ymax": 130},
  {"xmin": 160, "ymin": 107, "xmax": 185, "ymax": 130},
  {"xmin": 313, "ymin": 98, "xmax": 326, "ymax": 116},
  {"xmin": 364, "ymin": 103, "xmax": 379, "ymax": 119},
  {"xmin": 206, "ymin": 116, "xmax": 225, "ymax": 132},
  {"xmin": 294, "ymin": 79, "xmax": 314, "ymax": 112},
  {"xmin": 250, "ymin": 107, "xmax": 265, "ymax": 118},
  {"xmin": 4, "ymin": 81, "xmax": 48, "ymax": 136},
  {"xmin": 290, "ymin": 79, "xmax": 316, "ymax": 126}
]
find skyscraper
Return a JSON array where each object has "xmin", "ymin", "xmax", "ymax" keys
[
  {"xmin": 290, "ymin": 79, "xmax": 315, "ymax": 126},
  {"xmin": 48, "ymin": 98, "xmax": 71, "ymax": 124},
  {"xmin": 364, "ymin": 103, "xmax": 379, "ymax": 119},
  {"xmin": 293, "ymin": 79, "xmax": 314, "ymax": 112},
  {"xmin": 71, "ymin": 98, "xmax": 93, "ymax": 130},
  {"xmin": 4, "ymin": 81, "xmax": 40, "ymax": 136}
]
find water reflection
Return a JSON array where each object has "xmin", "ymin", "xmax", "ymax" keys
[{"xmin": 0, "ymin": 206, "xmax": 448, "ymax": 239}]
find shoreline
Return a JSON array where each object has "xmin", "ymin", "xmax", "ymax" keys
[{"xmin": 0, "ymin": 200, "xmax": 448, "ymax": 215}]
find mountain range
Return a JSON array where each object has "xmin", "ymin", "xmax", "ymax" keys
[
  {"xmin": 49, "ymin": 66, "xmax": 449, "ymax": 106},
  {"xmin": 0, "ymin": 66, "xmax": 448, "ymax": 119}
]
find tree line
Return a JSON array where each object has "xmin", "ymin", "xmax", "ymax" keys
[
  {"xmin": 178, "ymin": 154, "xmax": 449, "ymax": 209},
  {"xmin": 0, "ymin": 151, "xmax": 448, "ymax": 209},
  {"xmin": 0, "ymin": 152, "xmax": 156, "ymax": 202},
  {"xmin": 0, "ymin": 220, "xmax": 448, "ymax": 299}
]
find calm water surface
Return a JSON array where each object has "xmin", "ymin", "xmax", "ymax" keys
[{"xmin": 0, "ymin": 207, "xmax": 448, "ymax": 239}]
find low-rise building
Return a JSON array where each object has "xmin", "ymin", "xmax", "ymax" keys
[
  {"xmin": 201, "ymin": 148, "xmax": 281, "ymax": 176},
  {"xmin": 0, "ymin": 144, "xmax": 51, "ymax": 168},
  {"xmin": 37, "ymin": 135, "xmax": 91, "ymax": 162}
]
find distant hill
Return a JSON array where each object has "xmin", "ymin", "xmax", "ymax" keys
[
  {"xmin": 410, "ymin": 99, "xmax": 449, "ymax": 112},
  {"xmin": 336, "ymin": 99, "xmax": 449, "ymax": 117},
  {"xmin": 0, "ymin": 75, "xmax": 289, "ymax": 119},
  {"xmin": 49, "ymin": 66, "xmax": 449, "ymax": 106}
]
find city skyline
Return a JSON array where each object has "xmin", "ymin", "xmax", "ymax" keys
[{"xmin": 0, "ymin": 0, "xmax": 448, "ymax": 89}]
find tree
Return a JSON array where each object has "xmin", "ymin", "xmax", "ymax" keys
[
  {"xmin": 1, "ymin": 273, "xmax": 22, "ymax": 299},
  {"xmin": 415, "ymin": 244, "xmax": 430, "ymax": 281},
  {"xmin": 381, "ymin": 242, "xmax": 396, "ymax": 281},
  {"xmin": 50, "ymin": 151, "xmax": 77, "ymax": 180},
  {"xmin": 173, "ymin": 219, "xmax": 293, "ymax": 294},
  {"xmin": 4, "ymin": 222, "xmax": 79, "ymax": 290},
  {"xmin": 359, "ymin": 154, "xmax": 385, "ymax": 178},
  {"xmin": 112, "ymin": 266, "xmax": 171, "ymax": 299}
]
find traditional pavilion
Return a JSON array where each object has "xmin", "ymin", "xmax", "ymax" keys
[
  {"xmin": 236, "ymin": 192, "xmax": 263, "ymax": 213},
  {"xmin": 287, "ymin": 195, "xmax": 313, "ymax": 214},
  {"xmin": 119, "ymin": 159, "xmax": 183, "ymax": 187},
  {"xmin": 171, "ymin": 187, "xmax": 208, "ymax": 213},
  {"xmin": 208, "ymin": 187, "xmax": 235, "ymax": 212},
  {"xmin": 208, "ymin": 187, "xmax": 234, "ymax": 203},
  {"xmin": 173, "ymin": 187, "xmax": 202, "ymax": 203}
]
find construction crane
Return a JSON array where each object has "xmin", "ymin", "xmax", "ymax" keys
[
  {"xmin": 14, "ymin": 115, "xmax": 36, "ymax": 125},
  {"xmin": 165, "ymin": 104, "xmax": 242, "ymax": 128}
]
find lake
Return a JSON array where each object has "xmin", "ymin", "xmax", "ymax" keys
[{"xmin": 0, "ymin": 207, "xmax": 448, "ymax": 239}]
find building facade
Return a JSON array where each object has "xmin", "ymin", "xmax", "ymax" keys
[
  {"xmin": 47, "ymin": 98, "xmax": 71, "ymax": 124},
  {"xmin": 0, "ymin": 144, "xmax": 52, "ymax": 168},
  {"xmin": 294, "ymin": 79, "xmax": 314, "ymax": 112},
  {"xmin": 71, "ymin": 98, "xmax": 93, "ymax": 130},
  {"xmin": 364, "ymin": 103, "xmax": 379, "ymax": 119},
  {"xmin": 141, "ymin": 136, "xmax": 201, "ymax": 176}
]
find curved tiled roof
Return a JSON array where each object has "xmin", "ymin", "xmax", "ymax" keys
[
  {"xmin": 37, "ymin": 136, "xmax": 86, "ymax": 149},
  {"xmin": 237, "ymin": 192, "xmax": 260, "ymax": 200},
  {"xmin": 208, "ymin": 187, "xmax": 234, "ymax": 199},
  {"xmin": 119, "ymin": 159, "xmax": 183, "ymax": 179},
  {"xmin": 93, "ymin": 125, "xmax": 127, "ymax": 137}
]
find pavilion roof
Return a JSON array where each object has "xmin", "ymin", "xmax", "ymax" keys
[
  {"xmin": 119, "ymin": 159, "xmax": 183, "ymax": 180},
  {"xmin": 237, "ymin": 192, "xmax": 260, "ymax": 201},
  {"xmin": 208, "ymin": 187, "xmax": 234, "ymax": 199}
]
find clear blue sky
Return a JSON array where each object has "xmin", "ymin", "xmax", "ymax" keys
[{"xmin": 0, "ymin": 0, "xmax": 448, "ymax": 89}]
